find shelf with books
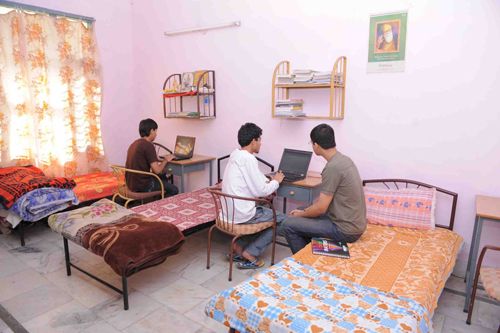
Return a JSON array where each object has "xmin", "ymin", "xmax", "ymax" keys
[
  {"xmin": 271, "ymin": 56, "xmax": 347, "ymax": 120},
  {"xmin": 162, "ymin": 70, "xmax": 216, "ymax": 119}
]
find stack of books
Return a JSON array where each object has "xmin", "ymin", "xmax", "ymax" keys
[
  {"xmin": 310, "ymin": 72, "xmax": 344, "ymax": 85},
  {"xmin": 276, "ymin": 74, "xmax": 294, "ymax": 84},
  {"xmin": 292, "ymin": 69, "xmax": 313, "ymax": 83},
  {"xmin": 275, "ymin": 99, "xmax": 305, "ymax": 117}
]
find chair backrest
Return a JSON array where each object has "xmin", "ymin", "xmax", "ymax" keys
[
  {"xmin": 207, "ymin": 187, "xmax": 275, "ymax": 233},
  {"xmin": 110, "ymin": 165, "xmax": 164, "ymax": 200}
]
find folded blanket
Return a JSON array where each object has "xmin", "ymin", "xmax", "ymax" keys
[
  {"xmin": 49, "ymin": 199, "xmax": 185, "ymax": 276},
  {"xmin": 10, "ymin": 188, "xmax": 79, "ymax": 223},
  {"xmin": 80, "ymin": 214, "xmax": 185, "ymax": 276},
  {"xmin": 0, "ymin": 166, "xmax": 76, "ymax": 209}
]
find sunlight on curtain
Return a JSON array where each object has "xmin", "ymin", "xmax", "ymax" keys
[{"xmin": 0, "ymin": 8, "xmax": 107, "ymax": 177}]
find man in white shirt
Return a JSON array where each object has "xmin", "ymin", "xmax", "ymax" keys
[{"xmin": 222, "ymin": 123, "xmax": 285, "ymax": 269}]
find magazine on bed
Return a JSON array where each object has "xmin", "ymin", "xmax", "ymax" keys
[{"xmin": 311, "ymin": 238, "xmax": 350, "ymax": 259}]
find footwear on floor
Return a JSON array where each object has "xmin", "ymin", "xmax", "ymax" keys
[
  {"xmin": 237, "ymin": 258, "xmax": 265, "ymax": 270},
  {"xmin": 225, "ymin": 253, "xmax": 248, "ymax": 263}
]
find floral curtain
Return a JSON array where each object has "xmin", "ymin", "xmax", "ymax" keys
[{"xmin": 0, "ymin": 8, "xmax": 107, "ymax": 177}]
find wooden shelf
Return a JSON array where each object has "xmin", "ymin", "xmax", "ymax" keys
[
  {"xmin": 275, "ymin": 83, "xmax": 343, "ymax": 89},
  {"xmin": 271, "ymin": 57, "xmax": 347, "ymax": 120}
]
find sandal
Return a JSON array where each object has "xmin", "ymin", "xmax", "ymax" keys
[
  {"xmin": 225, "ymin": 253, "xmax": 248, "ymax": 263},
  {"xmin": 237, "ymin": 258, "xmax": 265, "ymax": 270}
]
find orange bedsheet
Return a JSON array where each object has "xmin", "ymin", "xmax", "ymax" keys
[
  {"xmin": 293, "ymin": 224, "xmax": 463, "ymax": 314},
  {"xmin": 72, "ymin": 172, "xmax": 118, "ymax": 203}
]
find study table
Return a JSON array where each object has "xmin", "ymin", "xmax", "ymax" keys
[
  {"xmin": 277, "ymin": 171, "xmax": 322, "ymax": 213},
  {"xmin": 463, "ymin": 195, "xmax": 500, "ymax": 311},
  {"xmin": 167, "ymin": 154, "xmax": 215, "ymax": 193}
]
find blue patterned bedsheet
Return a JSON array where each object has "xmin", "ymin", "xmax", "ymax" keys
[{"xmin": 205, "ymin": 257, "xmax": 430, "ymax": 333}]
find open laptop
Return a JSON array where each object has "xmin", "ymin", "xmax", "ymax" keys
[
  {"xmin": 171, "ymin": 136, "xmax": 196, "ymax": 161},
  {"xmin": 269, "ymin": 148, "xmax": 312, "ymax": 182}
]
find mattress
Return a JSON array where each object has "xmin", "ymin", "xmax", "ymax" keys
[{"xmin": 293, "ymin": 224, "xmax": 463, "ymax": 314}]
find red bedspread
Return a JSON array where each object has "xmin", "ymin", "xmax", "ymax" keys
[
  {"xmin": 131, "ymin": 188, "xmax": 216, "ymax": 232},
  {"xmin": 0, "ymin": 166, "xmax": 75, "ymax": 209},
  {"xmin": 73, "ymin": 172, "xmax": 119, "ymax": 203}
]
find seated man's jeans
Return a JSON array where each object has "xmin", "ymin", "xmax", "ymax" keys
[
  {"xmin": 146, "ymin": 173, "xmax": 179, "ymax": 197},
  {"xmin": 236, "ymin": 206, "xmax": 286, "ymax": 259},
  {"xmin": 282, "ymin": 214, "xmax": 361, "ymax": 254}
]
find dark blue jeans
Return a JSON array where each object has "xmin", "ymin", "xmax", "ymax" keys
[
  {"xmin": 281, "ymin": 214, "xmax": 361, "ymax": 254},
  {"xmin": 146, "ymin": 174, "xmax": 179, "ymax": 197}
]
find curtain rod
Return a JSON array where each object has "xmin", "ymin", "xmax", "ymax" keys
[{"xmin": 0, "ymin": 0, "xmax": 95, "ymax": 23}]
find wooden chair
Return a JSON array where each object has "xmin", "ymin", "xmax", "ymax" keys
[
  {"xmin": 206, "ymin": 188, "xmax": 278, "ymax": 281},
  {"xmin": 110, "ymin": 165, "xmax": 164, "ymax": 208},
  {"xmin": 467, "ymin": 245, "xmax": 500, "ymax": 329}
]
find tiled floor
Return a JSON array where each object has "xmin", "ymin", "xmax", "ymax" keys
[{"xmin": 0, "ymin": 223, "xmax": 498, "ymax": 333}]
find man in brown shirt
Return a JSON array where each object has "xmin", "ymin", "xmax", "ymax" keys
[
  {"xmin": 125, "ymin": 119, "xmax": 178, "ymax": 196},
  {"xmin": 281, "ymin": 124, "xmax": 366, "ymax": 254}
]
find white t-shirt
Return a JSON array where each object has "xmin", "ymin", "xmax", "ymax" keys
[{"xmin": 221, "ymin": 149, "xmax": 279, "ymax": 223}]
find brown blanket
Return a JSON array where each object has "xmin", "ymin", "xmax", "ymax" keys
[{"xmin": 80, "ymin": 214, "xmax": 185, "ymax": 276}]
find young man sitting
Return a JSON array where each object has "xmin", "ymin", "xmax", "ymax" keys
[
  {"xmin": 282, "ymin": 123, "xmax": 366, "ymax": 254},
  {"xmin": 221, "ymin": 122, "xmax": 285, "ymax": 269}
]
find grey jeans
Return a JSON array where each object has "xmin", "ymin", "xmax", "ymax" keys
[
  {"xmin": 236, "ymin": 206, "xmax": 286, "ymax": 258},
  {"xmin": 282, "ymin": 214, "xmax": 361, "ymax": 254}
]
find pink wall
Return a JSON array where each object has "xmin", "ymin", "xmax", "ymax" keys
[
  {"xmin": 13, "ymin": 1, "xmax": 500, "ymax": 267},
  {"xmin": 129, "ymin": 0, "xmax": 500, "ymax": 267}
]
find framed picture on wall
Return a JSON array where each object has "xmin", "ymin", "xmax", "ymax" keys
[
  {"xmin": 367, "ymin": 11, "xmax": 408, "ymax": 73},
  {"xmin": 181, "ymin": 72, "xmax": 194, "ymax": 91}
]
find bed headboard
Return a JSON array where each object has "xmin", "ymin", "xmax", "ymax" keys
[
  {"xmin": 362, "ymin": 179, "xmax": 458, "ymax": 231},
  {"xmin": 217, "ymin": 155, "xmax": 274, "ymax": 183}
]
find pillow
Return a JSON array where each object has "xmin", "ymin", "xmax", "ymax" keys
[{"xmin": 364, "ymin": 186, "xmax": 436, "ymax": 230}]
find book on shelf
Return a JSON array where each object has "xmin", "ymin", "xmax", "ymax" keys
[
  {"xmin": 311, "ymin": 238, "xmax": 350, "ymax": 258},
  {"xmin": 275, "ymin": 99, "xmax": 304, "ymax": 106}
]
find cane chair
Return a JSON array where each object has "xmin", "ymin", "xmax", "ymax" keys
[
  {"xmin": 110, "ymin": 165, "xmax": 164, "ymax": 208},
  {"xmin": 206, "ymin": 188, "xmax": 278, "ymax": 281},
  {"xmin": 466, "ymin": 245, "xmax": 500, "ymax": 329}
]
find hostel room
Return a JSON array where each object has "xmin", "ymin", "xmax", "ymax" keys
[{"xmin": 0, "ymin": 0, "xmax": 499, "ymax": 332}]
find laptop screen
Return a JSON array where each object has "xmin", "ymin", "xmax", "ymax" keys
[
  {"xmin": 174, "ymin": 136, "xmax": 196, "ymax": 157},
  {"xmin": 278, "ymin": 149, "xmax": 312, "ymax": 176}
]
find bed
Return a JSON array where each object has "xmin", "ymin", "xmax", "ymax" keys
[{"xmin": 205, "ymin": 179, "xmax": 463, "ymax": 333}]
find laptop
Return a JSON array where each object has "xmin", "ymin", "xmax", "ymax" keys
[
  {"xmin": 269, "ymin": 148, "xmax": 312, "ymax": 182},
  {"xmin": 171, "ymin": 136, "xmax": 196, "ymax": 161}
]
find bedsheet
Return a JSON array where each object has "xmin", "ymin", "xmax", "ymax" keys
[
  {"xmin": 131, "ymin": 188, "xmax": 216, "ymax": 232},
  {"xmin": 293, "ymin": 224, "xmax": 463, "ymax": 314},
  {"xmin": 206, "ymin": 257, "xmax": 431, "ymax": 333}
]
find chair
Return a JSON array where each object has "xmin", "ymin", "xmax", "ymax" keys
[
  {"xmin": 206, "ymin": 188, "xmax": 278, "ymax": 281},
  {"xmin": 153, "ymin": 142, "xmax": 174, "ymax": 184},
  {"xmin": 466, "ymin": 245, "xmax": 500, "ymax": 329},
  {"xmin": 110, "ymin": 165, "xmax": 164, "ymax": 208}
]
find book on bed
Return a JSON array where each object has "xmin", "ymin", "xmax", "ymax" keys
[{"xmin": 311, "ymin": 238, "xmax": 350, "ymax": 259}]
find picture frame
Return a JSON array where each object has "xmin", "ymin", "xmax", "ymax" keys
[{"xmin": 181, "ymin": 72, "xmax": 194, "ymax": 91}]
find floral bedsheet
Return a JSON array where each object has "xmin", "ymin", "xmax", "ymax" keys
[{"xmin": 206, "ymin": 257, "xmax": 430, "ymax": 333}]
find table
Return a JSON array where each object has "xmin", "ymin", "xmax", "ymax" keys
[
  {"xmin": 166, "ymin": 154, "xmax": 215, "ymax": 193},
  {"xmin": 277, "ymin": 171, "xmax": 322, "ymax": 213},
  {"xmin": 464, "ymin": 195, "xmax": 500, "ymax": 311}
]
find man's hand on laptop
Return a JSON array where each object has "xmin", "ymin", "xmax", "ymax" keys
[
  {"xmin": 160, "ymin": 154, "xmax": 175, "ymax": 162},
  {"xmin": 272, "ymin": 171, "xmax": 285, "ymax": 183}
]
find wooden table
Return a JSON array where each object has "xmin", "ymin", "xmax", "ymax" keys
[
  {"xmin": 277, "ymin": 171, "xmax": 322, "ymax": 213},
  {"xmin": 167, "ymin": 154, "xmax": 215, "ymax": 193},
  {"xmin": 464, "ymin": 195, "xmax": 500, "ymax": 311}
]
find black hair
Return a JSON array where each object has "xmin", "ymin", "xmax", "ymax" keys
[
  {"xmin": 139, "ymin": 118, "xmax": 158, "ymax": 137},
  {"xmin": 310, "ymin": 123, "xmax": 336, "ymax": 149},
  {"xmin": 238, "ymin": 123, "xmax": 262, "ymax": 147}
]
